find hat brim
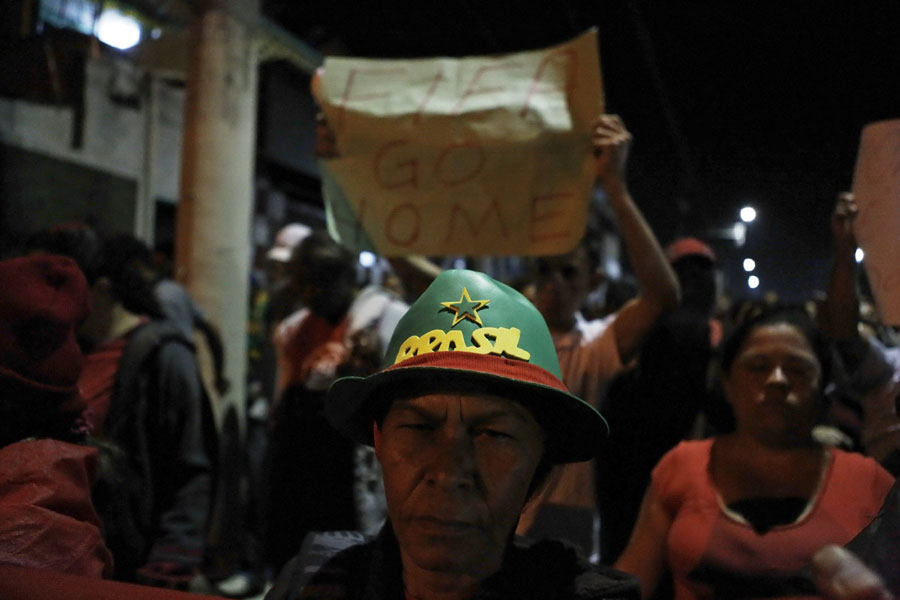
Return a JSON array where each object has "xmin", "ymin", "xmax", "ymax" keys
[{"xmin": 326, "ymin": 352, "xmax": 609, "ymax": 464}]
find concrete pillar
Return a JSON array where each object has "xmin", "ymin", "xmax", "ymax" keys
[{"xmin": 176, "ymin": 0, "xmax": 259, "ymax": 428}]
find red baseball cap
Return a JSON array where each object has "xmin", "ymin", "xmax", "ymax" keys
[
  {"xmin": 665, "ymin": 237, "xmax": 716, "ymax": 264},
  {"xmin": 0, "ymin": 255, "xmax": 90, "ymax": 396}
]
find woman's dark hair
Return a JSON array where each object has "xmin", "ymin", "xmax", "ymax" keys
[
  {"xmin": 26, "ymin": 226, "xmax": 163, "ymax": 319},
  {"xmin": 98, "ymin": 234, "xmax": 164, "ymax": 318},
  {"xmin": 719, "ymin": 305, "xmax": 833, "ymax": 387}
]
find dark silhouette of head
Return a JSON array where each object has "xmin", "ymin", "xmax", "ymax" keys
[{"xmin": 289, "ymin": 230, "xmax": 357, "ymax": 323}]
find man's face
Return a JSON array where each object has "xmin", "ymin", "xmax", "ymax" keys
[
  {"xmin": 532, "ymin": 247, "xmax": 592, "ymax": 329},
  {"xmin": 374, "ymin": 392, "xmax": 544, "ymax": 580}
]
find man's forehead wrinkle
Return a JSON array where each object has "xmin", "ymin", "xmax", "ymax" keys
[
  {"xmin": 461, "ymin": 401, "xmax": 532, "ymax": 425},
  {"xmin": 390, "ymin": 398, "xmax": 447, "ymax": 420},
  {"xmin": 391, "ymin": 394, "xmax": 530, "ymax": 424}
]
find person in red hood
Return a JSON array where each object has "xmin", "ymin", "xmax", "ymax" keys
[{"xmin": 0, "ymin": 254, "xmax": 114, "ymax": 578}]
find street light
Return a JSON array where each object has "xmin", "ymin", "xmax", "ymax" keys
[
  {"xmin": 855, "ymin": 248, "xmax": 865, "ymax": 263},
  {"xmin": 733, "ymin": 222, "xmax": 747, "ymax": 247},
  {"xmin": 748, "ymin": 275, "xmax": 760, "ymax": 289},
  {"xmin": 359, "ymin": 251, "xmax": 376, "ymax": 268},
  {"xmin": 740, "ymin": 206, "xmax": 757, "ymax": 223},
  {"xmin": 95, "ymin": 9, "xmax": 142, "ymax": 50},
  {"xmin": 706, "ymin": 206, "xmax": 755, "ymax": 247},
  {"xmin": 743, "ymin": 258, "xmax": 756, "ymax": 272}
]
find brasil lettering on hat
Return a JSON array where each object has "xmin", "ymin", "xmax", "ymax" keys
[{"xmin": 393, "ymin": 287, "xmax": 531, "ymax": 364}]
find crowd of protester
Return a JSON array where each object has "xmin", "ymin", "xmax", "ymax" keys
[{"xmin": 1, "ymin": 108, "xmax": 898, "ymax": 600}]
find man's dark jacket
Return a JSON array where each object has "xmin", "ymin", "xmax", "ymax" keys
[
  {"xmin": 266, "ymin": 524, "xmax": 640, "ymax": 600},
  {"xmin": 94, "ymin": 320, "xmax": 217, "ymax": 581}
]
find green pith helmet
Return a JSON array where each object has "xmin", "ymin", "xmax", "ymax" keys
[{"xmin": 326, "ymin": 269, "xmax": 608, "ymax": 463}]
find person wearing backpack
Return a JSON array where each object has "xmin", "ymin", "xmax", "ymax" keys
[{"xmin": 25, "ymin": 225, "xmax": 217, "ymax": 590}]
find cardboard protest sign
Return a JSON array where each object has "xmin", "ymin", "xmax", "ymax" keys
[
  {"xmin": 316, "ymin": 28, "xmax": 603, "ymax": 256},
  {"xmin": 851, "ymin": 118, "xmax": 900, "ymax": 325}
]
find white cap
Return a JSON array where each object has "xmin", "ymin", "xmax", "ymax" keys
[{"xmin": 266, "ymin": 223, "xmax": 312, "ymax": 262}]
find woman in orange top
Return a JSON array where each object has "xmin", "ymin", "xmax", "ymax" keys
[{"xmin": 614, "ymin": 306, "xmax": 894, "ymax": 600}]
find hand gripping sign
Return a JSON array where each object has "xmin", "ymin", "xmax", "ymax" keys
[
  {"xmin": 316, "ymin": 29, "xmax": 604, "ymax": 257},
  {"xmin": 851, "ymin": 119, "xmax": 900, "ymax": 325}
]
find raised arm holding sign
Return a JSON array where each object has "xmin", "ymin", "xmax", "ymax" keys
[{"xmin": 315, "ymin": 29, "xmax": 603, "ymax": 257}]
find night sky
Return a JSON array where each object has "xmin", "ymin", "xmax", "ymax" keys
[{"xmin": 276, "ymin": 1, "xmax": 900, "ymax": 302}]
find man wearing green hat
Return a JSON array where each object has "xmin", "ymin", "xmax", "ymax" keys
[{"xmin": 266, "ymin": 268, "xmax": 641, "ymax": 599}]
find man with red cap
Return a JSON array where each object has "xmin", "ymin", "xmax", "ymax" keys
[
  {"xmin": 0, "ymin": 254, "xmax": 113, "ymax": 578},
  {"xmin": 597, "ymin": 234, "xmax": 727, "ymax": 562}
]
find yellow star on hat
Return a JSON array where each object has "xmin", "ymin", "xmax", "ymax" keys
[{"xmin": 441, "ymin": 287, "xmax": 490, "ymax": 327}]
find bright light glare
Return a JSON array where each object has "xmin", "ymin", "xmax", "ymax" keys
[
  {"xmin": 733, "ymin": 222, "xmax": 747, "ymax": 246},
  {"xmin": 855, "ymin": 248, "xmax": 864, "ymax": 263},
  {"xmin": 740, "ymin": 206, "xmax": 757, "ymax": 223},
  {"xmin": 747, "ymin": 275, "xmax": 760, "ymax": 289},
  {"xmin": 96, "ymin": 10, "xmax": 141, "ymax": 50},
  {"xmin": 743, "ymin": 258, "xmax": 756, "ymax": 272},
  {"xmin": 358, "ymin": 251, "xmax": 376, "ymax": 268}
]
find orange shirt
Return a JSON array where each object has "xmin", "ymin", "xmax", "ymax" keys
[
  {"xmin": 654, "ymin": 440, "xmax": 894, "ymax": 600},
  {"xmin": 273, "ymin": 308, "xmax": 349, "ymax": 394}
]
